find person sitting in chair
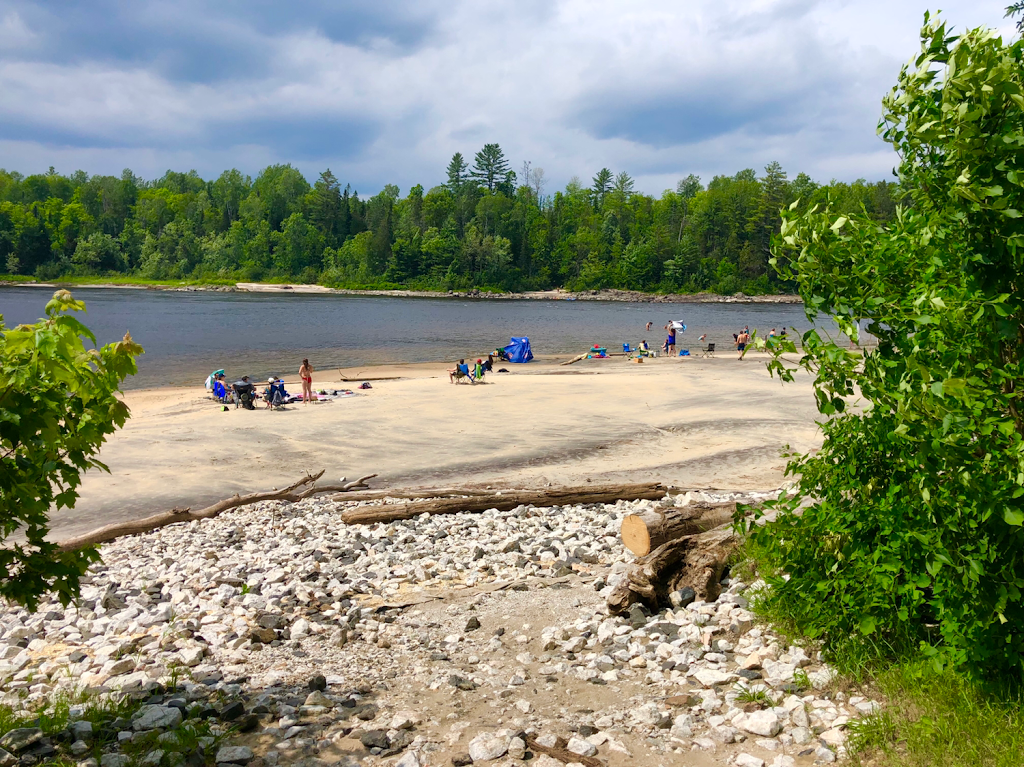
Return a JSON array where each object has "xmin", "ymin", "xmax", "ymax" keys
[
  {"xmin": 449, "ymin": 359, "xmax": 470, "ymax": 384},
  {"xmin": 232, "ymin": 376, "xmax": 256, "ymax": 410}
]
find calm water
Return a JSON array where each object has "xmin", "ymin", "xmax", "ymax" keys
[{"xmin": 0, "ymin": 287, "xmax": 812, "ymax": 389}]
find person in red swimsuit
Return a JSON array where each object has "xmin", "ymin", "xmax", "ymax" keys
[{"xmin": 299, "ymin": 358, "xmax": 314, "ymax": 404}]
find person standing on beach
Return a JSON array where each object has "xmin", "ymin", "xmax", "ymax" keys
[
  {"xmin": 664, "ymin": 323, "xmax": 676, "ymax": 355},
  {"xmin": 299, "ymin": 358, "xmax": 314, "ymax": 404},
  {"xmin": 646, "ymin": 321, "xmax": 652, "ymax": 331},
  {"xmin": 736, "ymin": 330, "xmax": 750, "ymax": 359}
]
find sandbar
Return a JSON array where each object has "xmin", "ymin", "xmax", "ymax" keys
[{"xmin": 50, "ymin": 352, "xmax": 822, "ymax": 541}]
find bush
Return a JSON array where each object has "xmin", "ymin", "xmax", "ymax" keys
[
  {"xmin": 0, "ymin": 291, "xmax": 142, "ymax": 608},
  {"xmin": 748, "ymin": 16, "xmax": 1024, "ymax": 680}
]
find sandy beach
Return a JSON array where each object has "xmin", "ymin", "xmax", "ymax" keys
[{"xmin": 51, "ymin": 352, "xmax": 821, "ymax": 542}]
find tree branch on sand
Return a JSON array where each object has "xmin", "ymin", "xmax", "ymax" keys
[{"xmin": 57, "ymin": 471, "xmax": 376, "ymax": 551}]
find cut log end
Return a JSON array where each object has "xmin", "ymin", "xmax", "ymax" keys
[{"xmin": 621, "ymin": 514, "xmax": 652, "ymax": 557}]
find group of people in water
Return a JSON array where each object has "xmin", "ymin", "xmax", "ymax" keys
[{"xmin": 204, "ymin": 359, "xmax": 317, "ymax": 409}]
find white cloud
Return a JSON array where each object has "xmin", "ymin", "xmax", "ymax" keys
[{"xmin": 0, "ymin": 0, "xmax": 1014, "ymax": 192}]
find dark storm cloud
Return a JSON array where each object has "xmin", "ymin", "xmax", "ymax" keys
[{"xmin": 0, "ymin": 0, "xmax": 442, "ymax": 82}]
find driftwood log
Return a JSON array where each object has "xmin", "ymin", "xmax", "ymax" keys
[
  {"xmin": 330, "ymin": 486, "xmax": 502, "ymax": 503},
  {"xmin": 607, "ymin": 524, "xmax": 739, "ymax": 615},
  {"xmin": 340, "ymin": 482, "xmax": 668, "ymax": 525},
  {"xmin": 525, "ymin": 735, "xmax": 603, "ymax": 767},
  {"xmin": 58, "ymin": 471, "xmax": 376, "ymax": 552},
  {"xmin": 620, "ymin": 501, "xmax": 736, "ymax": 556}
]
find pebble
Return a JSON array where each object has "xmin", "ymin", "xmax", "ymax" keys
[{"xmin": 0, "ymin": 489, "xmax": 882, "ymax": 767}]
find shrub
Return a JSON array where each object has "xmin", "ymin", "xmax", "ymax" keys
[
  {"xmin": 748, "ymin": 16, "xmax": 1024, "ymax": 680},
  {"xmin": 0, "ymin": 291, "xmax": 142, "ymax": 608}
]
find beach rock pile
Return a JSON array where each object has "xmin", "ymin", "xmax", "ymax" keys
[{"xmin": 0, "ymin": 491, "xmax": 876, "ymax": 766}]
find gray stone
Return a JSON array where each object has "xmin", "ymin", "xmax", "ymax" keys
[
  {"xmin": 0, "ymin": 748, "xmax": 14, "ymax": 767},
  {"xmin": 70, "ymin": 721, "xmax": 94, "ymax": 741},
  {"xmin": 393, "ymin": 752, "xmax": 420, "ymax": 767},
  {"xmin": 359, "ymin": 730, "xmax": 389, "ymax": 750},
  {"xmin": 101, "ymin": 756, "xmax": 130, "ymax": 767},
  {"xmin": 0, "ymin": 728, "xmax": 42, "ymax": 753},
  {"xmin": 132, "ymin": 705, "xmax": 183, "ymax": 731},
  {"xmin": 70, "ymin": 740, "xmax": 90, "ymax": 757},
  {"xmin": 215, "ymin": 745, "xmax": 254, "ymax": 764}
]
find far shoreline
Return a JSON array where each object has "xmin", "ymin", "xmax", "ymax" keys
[{"xmin": 0, "ymin": 278, "xmax": 803, "ymax": 305}]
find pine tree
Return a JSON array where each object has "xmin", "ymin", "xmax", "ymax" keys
[
  {"xmin": 613, "ymin": 171, "xmax": 634, "ymax": 196},
  {"xmin": 591, "ymin": 168, "xmax": 612, "ymax": 208},
  {"xmin": 470, "ymin": 144, "xmax": 510, "ymax": 193},
  {"xmin": 446, "ymin": 153, "xmax": 468, "ymax": 191}
]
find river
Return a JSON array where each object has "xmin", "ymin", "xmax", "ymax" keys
[{"xmin": 0, "ymin": 286, "xmax": 812, "ymax": 389}]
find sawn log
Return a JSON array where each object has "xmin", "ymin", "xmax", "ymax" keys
[
  {"xmin": 620, "ymin": 501, "xmax": 736, "ymax": 556},
  {"xmin": 58, "ymin": 471, "xmax": 376, "ymax": 551},
  {"xmin": 607, "ymin": 523, "xmax": 739, "ymax": 615},
  {"xmin": 340, "ymin": 482, "xmax": 668, "ymax": 525}
]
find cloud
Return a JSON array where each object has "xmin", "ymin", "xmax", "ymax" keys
[{"xmin": 0, "ymin": 0, "xmax": 1014, "ymax": 193}]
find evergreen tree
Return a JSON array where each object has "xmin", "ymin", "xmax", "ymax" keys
[
  {"xmin": 591, "ymin": 168, "xmax": 613, "ymax": 208},
  {"xmin": 446, "ymin": 153, "xmax": 468, "ymax": 191},
  {"xmin": 613, "ymin": 171, "xmax": 634, "ymax": 196},
  {"xmin": 470, "ymin": 144, "xmax": 510, "ymax": 193}
]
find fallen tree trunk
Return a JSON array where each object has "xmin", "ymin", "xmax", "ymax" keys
[
  {"xmin": 341, "ymin": 482, "xmax": 668, "ymax": 525},
  {"xmin": 607, "ymin": 523, "xmax": 738, "ymax": 615},
  {"xmin": 620, "ymin": 501, "xmax": 736, "ymax": 556},
  {"xmin": 58, "ymin": 471, "xmax": 376, "ymax": 551},
  {"xmin": 560, "ymin": 352, "xmax": 588, "ymax": 366}
]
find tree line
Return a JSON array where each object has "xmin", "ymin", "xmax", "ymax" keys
[{"xmin": 0, "ymin": 146, "xmax": 900, "ymax": 294}]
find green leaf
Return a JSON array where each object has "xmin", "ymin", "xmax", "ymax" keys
[{"xmin": 1004, "ymin": 509, "xmax": 1024, "ymax": 526}]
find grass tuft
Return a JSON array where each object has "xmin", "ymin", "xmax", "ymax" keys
[{"xmin": 849, "ymin": 662, "xmax": 1024, "ymax": 767}]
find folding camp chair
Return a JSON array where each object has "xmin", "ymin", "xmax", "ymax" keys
[{"xmin": 701, "ymin": 343, "xmax": 716, "ymax": 358}]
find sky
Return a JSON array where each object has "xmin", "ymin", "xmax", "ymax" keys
[{"xmin": 0, "ymin": 0, "xmax": 1015, "ymax": 195}]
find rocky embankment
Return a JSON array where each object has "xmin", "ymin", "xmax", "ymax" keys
[{"xmin": 0, "ymin": 493, "xmax": 873, "ymax": 767}]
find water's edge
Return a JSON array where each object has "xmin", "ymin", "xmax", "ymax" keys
[{"xmin": 1, "ymin": 280, "xmax": 802, "ymax": 305}]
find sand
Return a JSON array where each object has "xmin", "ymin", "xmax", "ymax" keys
[{"xmin": 49, "ymin": 352, "xmax": 822, "ymax": 542}]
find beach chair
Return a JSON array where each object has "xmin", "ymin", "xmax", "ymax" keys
[
  {"xmin": 212, "ymin": 380, "xmax": 229, "ymax": 403},
  {"xmin": 701, "ymin": 343, "xmax": 716, "ymax": 358}
]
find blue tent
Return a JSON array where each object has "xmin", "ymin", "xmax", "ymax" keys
[{"xmin": 504, "ymin": 337, "xmax": 534, "ymax": 363}]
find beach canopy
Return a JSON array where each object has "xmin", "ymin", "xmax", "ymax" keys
[{"xmin": 504, "ymin": 337, "xmax": 534, "ymax": 363}]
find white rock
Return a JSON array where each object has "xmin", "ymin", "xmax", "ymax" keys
[
  {"xmin": 770, "ymin": 757, "xmax": 796, "ymax": 767},
  {"xmin": 393, "ymin": 752, "xmax": 420, "ymax": 767},
  {"xmin": 735, "ymin": 710, "xmax": 781, "ymax": 737},
  {"xmin": 507, "ymin": 736, "xmax": 526, "ymax": 760},
  {"xmin": 734, "ymin": 755, "xmax": 764, "ymax": 767},
  {"xmin": 693, "ymin": 668, "xmax": 737, "ymax": 687},
  {"xmin": 468, "ymin": 732, "xmax": 509, "ymax": 762},
  {"xmin": 566, "ymin": 736, "xmax": 597, "ymax": 757}
]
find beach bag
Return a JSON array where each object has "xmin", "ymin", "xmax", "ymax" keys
[
  {"xmin": 679, "ymin": 349, "xmax": 690, "ymax": 356},
  {"xmin": 359, "ymin": 382, "xmax": 372, "ymax": 389}
]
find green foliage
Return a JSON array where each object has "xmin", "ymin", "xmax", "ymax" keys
[
  {"xmin": 748, "ymin": 16, "xmax": 1024, "ymax": 680},
  {"xmin": 0, "ymin": 290, "xmax": 142, "ymax": 608},
  {"xmin": 0, "ymin": 145, "xmax": 899, "ymax": 294}
]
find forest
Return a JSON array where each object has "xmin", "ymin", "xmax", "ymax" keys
[{"xmin": 0, "ymin": 145, "xmax": 900, "ymax": 294}]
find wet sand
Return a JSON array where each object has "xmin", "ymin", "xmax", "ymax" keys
[{"xmin": 51, "ymin": 353, "xmax": 821, "ymax": 541}]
